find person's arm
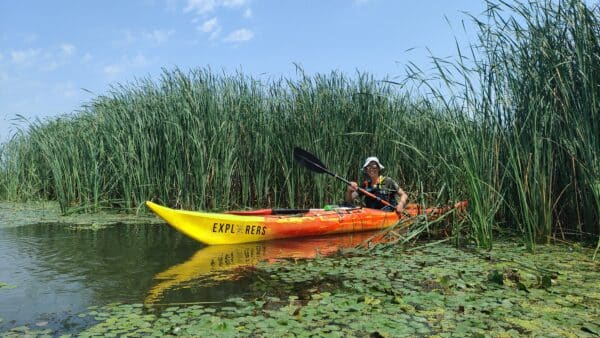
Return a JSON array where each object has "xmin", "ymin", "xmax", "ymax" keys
[
  {"xmin": 395, "ymin": 187, "xmax": 408, "ymax": 213},
  {"xmin": 345, "ymin": 181, "xmax": 359, "ymax": 204}
]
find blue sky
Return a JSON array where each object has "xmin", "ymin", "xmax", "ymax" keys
[{"xmin": 0, "ymin": 0, "xmax": 487, "ymax": 142}]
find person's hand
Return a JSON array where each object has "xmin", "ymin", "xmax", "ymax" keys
[
  {"xmin": 395, "ymin": 202, "xmax": 405, "ymax": 214},
  {"xmin": 347, "ymin": 181, "xmax": 358, "ymax": 192}
]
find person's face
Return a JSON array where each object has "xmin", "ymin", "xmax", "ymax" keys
[{"xmin": 365, "ymin": 162, "xmax": 380, "ymax": 176}]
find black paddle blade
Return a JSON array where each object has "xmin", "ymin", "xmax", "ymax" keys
[{"xmin": 293, "ymin": 147, "xmax": 329, "ymax": 174}]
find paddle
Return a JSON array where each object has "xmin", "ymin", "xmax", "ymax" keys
[{"xmin": 293, "ymin": 147, "xmax": 397, "ymax": 211}]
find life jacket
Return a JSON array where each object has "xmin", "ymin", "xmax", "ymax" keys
[{"xmin": 361, "ymin": 176, "xmax": 398, "ymax": 210}]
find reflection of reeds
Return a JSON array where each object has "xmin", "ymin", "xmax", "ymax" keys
[{"xmin": 0, "ymin": 1, "xmax": 598, "ymax": 250}]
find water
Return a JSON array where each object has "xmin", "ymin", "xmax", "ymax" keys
[
  {"xmin": 0, "ymin": 223, "xmax": 191, "ymax": 330},
  {"xmin": 0, "ymin": 222, "xmax": 377, "ymax": 332}
]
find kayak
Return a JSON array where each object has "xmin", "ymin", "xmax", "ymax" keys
[{"xmin": 145, "ymin": 200, "xmax": 468, "ymax": 245}]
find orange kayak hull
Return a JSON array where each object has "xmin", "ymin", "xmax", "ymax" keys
[{"xmin": 145, "ymin": 201, "xmax": 467, "ymax": 245}]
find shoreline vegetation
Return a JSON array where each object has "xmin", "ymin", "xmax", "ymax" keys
[
  {"xmin": 0, "ymin": 201, "xmax": 161, "ymax": 229},
  {"xmin": 0, "ymin": 0, "xmax": 598, "ymax": 250}
]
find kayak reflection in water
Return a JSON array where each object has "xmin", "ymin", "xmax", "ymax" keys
[
  {"xmin": 144, "ymin": 232, "xmax": 389, "ymax": 304},
  {"xmin": 345, "ymin": 156, "xmax": 408, "ymax": 213}
]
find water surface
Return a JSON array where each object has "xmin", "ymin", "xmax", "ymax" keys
[{"xmin": 0, "ymin": 222, "xmax": 375, "ymax": 332}]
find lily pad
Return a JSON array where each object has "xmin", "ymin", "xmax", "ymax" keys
[{"xmin": 0, "ymin": 281, "xmax": 16, "ymax": 289}]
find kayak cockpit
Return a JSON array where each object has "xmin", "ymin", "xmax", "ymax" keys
[{"xmin": 226, "ymin": 206, "xmax": 360, "ymax": 216}]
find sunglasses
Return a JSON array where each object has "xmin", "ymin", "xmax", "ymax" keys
[{"xmin": 366, "ymin": 164, "xmax": 380, "ymax": 170}]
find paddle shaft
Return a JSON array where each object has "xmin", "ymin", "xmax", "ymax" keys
[
  {"xmin": 303, "ymin": 155, "xmax": 395, "ymax": 209},
  {"xmin": 340, "ymin": 177, "xmax": 395, "ymax": 208}
]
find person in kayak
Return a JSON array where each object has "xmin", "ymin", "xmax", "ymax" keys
[{"xmin": 345, "ymin": 156, "xmax": 408, "ymax": 213}]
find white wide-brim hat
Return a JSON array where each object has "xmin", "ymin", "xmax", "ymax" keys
[{"xmin": 362, "ymin": 156, "xmax": 384, "ymax": 170}]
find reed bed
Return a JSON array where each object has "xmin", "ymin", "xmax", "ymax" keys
[
  {"xmin": 0, "ymin": 68, "xmax": 453, "ymax": 213},
  {"xmin": 0, "ymin": 0, "xmax": 598, "ymax": 250},
  {"xmin": 404, "ymin": 0, "xmax": 600, "ymax": 248}
]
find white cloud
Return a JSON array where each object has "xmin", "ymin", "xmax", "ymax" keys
[
  {"xmin": 103, "ymin": 64, "xmax": 122, "ymax": 77},
  {"xmin": 223, "ymin": 0, "xmax": 246, "ymax": 8},
  {"xmin": 53, "ymin": 82, "xmax": 78, "ymax": 98},
  {"xmin": 184, "ymin": 0, "xmax": 217, "ymax": 14},
  {"xmin": 102, "ymin": 53, "xmax": 152, "ymax": 78},
  {"xmin": 7, "ymin": 45, "xmax": 82, "ymax": 72},
  {"xmin": 224, "ymin": 28, "xmax": 253, "ymax": 42},
  {"xmin": 184, "ymin": 0, "xmax": 247, "ymax": 14},
  {"xmin": 114, "ymin": 29, "xmax": 175, "ymax": 46},
  {"xmin": 60, "ymin": 43, "xmax": 76, "ymax": 56},
  {"xmin": 183, "ymin": 0, "xmax": 253, "ymax": 41},
  {"xmin": 198, "ymin": 18, "xmax": 222, "ymax": 39},
  {"xmin": 9, "ymin": 46, "xmax": 80, "ymax": 72},
  {"xmin": 199, "ymin": 17, "xmax": 218, "ymax": 32},
  {"xmin": 11, "ymin": 49, "xmax": 40, "ymax": 64},
  {"xmin": 82, "ymin": 53, "xmax": 93, "ymax": 63},
  {"xmin": 113, "ymin": 30, "xmax": 137, "ymax": 46},
  {"xmin": 131, "ymin": 54, "xmax": 150, "ymax": 67},
  {"xmin": 145, "ymin": 29, "xmax": 175, "ymax": 44}
]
